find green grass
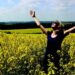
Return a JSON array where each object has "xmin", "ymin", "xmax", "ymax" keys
[{"xmin": 0, "ymin": 28, "xmax": 52, "ymax": 34}]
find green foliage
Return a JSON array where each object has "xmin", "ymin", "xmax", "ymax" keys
[
  {"xmin": 0, "ymin": 32, "xmax": 75, "ymax": 75},
  {"xmin": 61, "ymin": 33, "xmax": 75, "ymax": 75}
]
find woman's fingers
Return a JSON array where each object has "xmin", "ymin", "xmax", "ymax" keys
[
  {"xmin": 30, "ymin": 10, "xmax": 35, "ymax": 17},
  {"xmin": 30, "ymin": 10, "xmax": 33, "ymax": 15}
]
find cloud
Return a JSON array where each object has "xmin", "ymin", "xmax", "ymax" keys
[
  {"xmin": 7, "ymin": 0, "xmax": 15, "ymax": 4},
  {"xmin": 0, "ymin": 0, "xmax": 41, "ymax": 21},
  {"xmin": 43, "ymin": 0, "xmax": 75, "ymax": 11},
  {"xmin": 0, "ymin": 0, "xmax": 75, "ymax": 11},
  {"xmin": 0, "ymin": 0, "xmax": 75, "ymax": 21}
]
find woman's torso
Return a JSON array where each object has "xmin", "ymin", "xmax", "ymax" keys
[{"xmin": 46, "ymin": 30, "xmax": 64, "ymax": 52}]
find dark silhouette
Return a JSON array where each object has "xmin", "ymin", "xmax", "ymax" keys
[{"xmin": 0, "ymin": 21, "xmax": 75, "ymax": 30}]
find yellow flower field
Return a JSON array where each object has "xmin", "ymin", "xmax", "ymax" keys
[{"xmin": 0, "ymin": 32, "xmax": 75, "ymax": 75}]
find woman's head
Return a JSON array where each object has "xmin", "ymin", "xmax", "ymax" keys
[
  {"xmin": 51, "ymin": 21, "xmax": 61, "ymax": 30},
  {"xmin": 51, "ymin": 21, "xmax": 63, "ymax": 34}
]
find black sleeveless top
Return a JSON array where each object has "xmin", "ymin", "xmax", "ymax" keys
[{"xmin": 46, "ymin": 30, "xmax": 68, "ymax": 53}]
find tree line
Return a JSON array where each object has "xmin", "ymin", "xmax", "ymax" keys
[{"xmin": 0, "ymin": 21, "xmax": 75, "ymax": 30}]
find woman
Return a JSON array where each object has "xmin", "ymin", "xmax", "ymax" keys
[{"xmin": 30, "ymin": 10, "xmax": 75, "ymax": 74}]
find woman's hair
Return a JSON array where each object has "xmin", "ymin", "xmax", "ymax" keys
[
  {"xmin": 52, "ymin": 20, "xmax": 61, "ymax": 27},
  {"xmin": 51, "ymin": 20, "xmax": 63, "ymax": 30}
]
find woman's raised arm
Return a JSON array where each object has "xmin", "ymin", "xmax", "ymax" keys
[
  {"xmin": 30, "ymin": 10, "xmax": 47, "ymax": 35},
  {"xmin": 64, "ymin": 26, "xmax": 75, "ymax": 34}
]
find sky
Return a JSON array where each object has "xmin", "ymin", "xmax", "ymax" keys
[{"xmin": 0, "ymin": 0, "xmax": 75, "ymax": 22}]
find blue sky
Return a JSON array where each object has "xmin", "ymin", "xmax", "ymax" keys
[{"xmin": 0, "ymin": 0, "xmax": 75, "ymax": 22}]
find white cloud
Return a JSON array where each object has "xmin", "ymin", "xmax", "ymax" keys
[
  {"xmin": 0, "ymin": 0, "xmax": 75, "ymax": 13},
  {"xmin": 0, "ymin": 0, "xmax": 75, "ymax": 21},
  {"xmin": 44, "ymin": 0, "xmax": 75, "ymax": 11},
  {"xmin": 62, "ymin": 0, "xmax": 75, "ymax": 6},
  {"xmin": 0, "ymin": 0, "xmax": 41, "ymax": 21}
]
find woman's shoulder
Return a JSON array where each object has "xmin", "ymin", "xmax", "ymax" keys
[{"xmin": 47, "ymin": 31, "xmax": 52, "ymax": 35}]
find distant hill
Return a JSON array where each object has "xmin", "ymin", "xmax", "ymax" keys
[{"xmin": 0, "ymin": 21, "xmax": 75, "ymax": 30}]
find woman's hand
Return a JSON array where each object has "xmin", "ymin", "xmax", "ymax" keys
[
  {"xmin": 30, "ymin": 10, "xmax": 40, "ymax": 26},
  {"xmin": 30, "ymin": 10, "xmax": 35, "ymax": 17}
]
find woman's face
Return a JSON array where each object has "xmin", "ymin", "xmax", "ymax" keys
[
  {"xmin": 51, "ymin": 23, "xmax": 61, "ymax": 32},
  {"xmin": 51, "ymin": 23, "xmax": 61, "ymax": 34}
]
